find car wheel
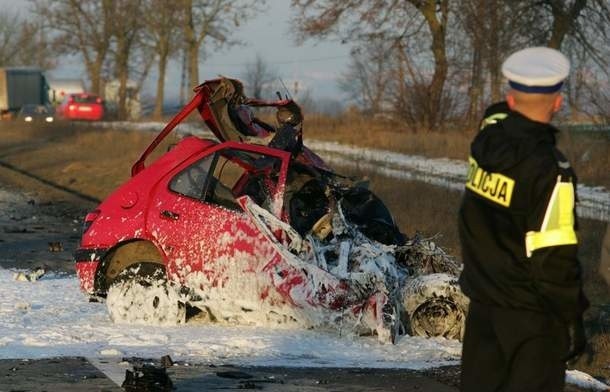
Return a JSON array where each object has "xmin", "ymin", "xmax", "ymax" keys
[
  {"xmin": 106, "ymin": 263, "xmax": 186, "ymax": 325},
  {"xmin": 401, "ymin": 273, "xmax": 469, "ymax": 340}
]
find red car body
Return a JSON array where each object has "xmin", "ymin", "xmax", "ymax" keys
[
  {"xmin": 75, "ymin": 80, "xmax": 353, "ymax": 316},
  {"xmin": 57, "ymin": 93, "xmax": 104, "ymax": 121},
  {"xmin": 74, "ymin": 78, "xmax": 465, "ymax": 341}
]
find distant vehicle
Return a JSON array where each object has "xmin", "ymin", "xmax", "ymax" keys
[
  {"xmin": 17, "ymin": 104, "xmax": 55, "ymax": 123},
  {"xmin": 47, "ymin": 78, "xmax": 85, "ymax": 106},
  {"xmin": 0, "ymin": 67, "xmax": 49, "ymax": 119},
  {"xmin": 104, "ymin": 79, "xmax": 141, "ymax": 120},
  {"xmin": 56, "ymin": 93, "xmax": 104, "ymax": 121}
]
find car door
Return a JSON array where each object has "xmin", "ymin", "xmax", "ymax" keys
[{"xmin": 147, "ymin": 142, "xmax": 290, "ymax": 292}]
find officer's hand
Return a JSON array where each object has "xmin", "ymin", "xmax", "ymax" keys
[{"xmin": 563, "ymin": 318, "xmax": 586, "ymax": 362}]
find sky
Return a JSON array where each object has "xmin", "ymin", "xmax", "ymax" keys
[
  {"xmin": 186, "ymin": 1, "xmax": 354, "ymax": 100},
  {"xmin": 3, "ymin": 0, "xmax": 354, "ymax": 103}
]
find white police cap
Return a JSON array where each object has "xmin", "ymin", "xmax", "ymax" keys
[{"xmin": 502, "ymin": 47, "xmax": 570, "ymax": 93}]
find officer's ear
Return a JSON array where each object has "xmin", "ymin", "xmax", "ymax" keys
[
  {"xmin": 552, "ymin": 94, "xmax": 563, "ymax": 113},
  {"xmin": 506, "ymin": 93, "xmax": 516, "ymax": 110}
]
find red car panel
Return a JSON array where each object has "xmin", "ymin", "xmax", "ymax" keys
[{"xmin": 73, "ymin": 78, "xmax": 395, "ymax": 338}]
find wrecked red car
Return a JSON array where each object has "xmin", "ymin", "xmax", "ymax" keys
[{"xmin": 74, "ymin": 78, "xmax": 467, "ymax": 343}]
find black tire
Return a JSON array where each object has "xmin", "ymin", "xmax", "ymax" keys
[{"xmin": 402, "ymin": 273, "xmax": 469, "ymax": 340}]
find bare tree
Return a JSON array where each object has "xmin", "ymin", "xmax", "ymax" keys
[
  {"xmin": 32, "ymin": 0, "xmax": 113, "ymax": 95},
  {"xmin": 108, "ymin": 0, "xmax": 146, "ymax": 120},
  {"xmin": 519, "ymin": 0, "xmax": 610, "ymax": 117},
  {"xmin": 540, "ymin": 0, "xmax": 610, "ymax": 70},
  {"xmin": 455, "ymin": 0, "xmax": 485, "ymax": 122},
  {"xmin": 294, "ymin": 0, "xmax": 609, "ymax": 128},
  {"xmin": 454, "ymin": 0, "xmax": 526, "ymax": 116},
  {"xmin": 0, "ymin": 11, "xmax": 25, "ymax": 66},
  {"xmin": 452, "ymin": 0, "xmax": 608, "ymax": 117},
  {"xmin": 292, "ymin": 0, "xmax": 452, "ymax": 130},
  {"xmin": 242, "ymin": 54, "xmax": 277, "ymax": 99},
  {"xmin": 15, "ymin": 20, "xmax": 56, "ymax": 69},
  {"xmin": 389, "ymin": 40, "xmax": 462, "ymax": 130},
  {"xmin": 338, "ymin": 41, "xmax": 393, "ymax": 115},
  {"xmin": 143, "ymin": 0, "xmax": 182, "ymax": 119},
  {"xmin": 181, "ymin": 0, "xmax": 264, "ymax": 90},
  {"xmin": 414, "ymin": 0, "xmax": 450, "ymax": 129},
  {"xmin": 583, "ymin": 74, "xmax": 610, "ymax": 123},
  {"xmin": 560, "ymin": 2, "xmax": 610, "ymax": 121},
  {"xmin": 0, "ymin": 11, "xmax": 55, "ymax": 69},
  {"xmin": 546, "ymin": 0, "xmax": 588, "ymax": 49}
]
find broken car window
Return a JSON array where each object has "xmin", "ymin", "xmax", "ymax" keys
[
  {"xmin": 208, "ymin": 149, "xmax": 281, "ymax": 212},
  {"xmin": 205, "ymin": 154, "xmax": 242, "ymax": 210},
  {"xmin": 169, "ymin": 154, "xmax": 214, "ymax": 199},
  {"xmin": 170, "ymin": 148, "xmax": 282, "ymax": 213}
]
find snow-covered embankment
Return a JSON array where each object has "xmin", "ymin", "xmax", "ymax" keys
[{"xmin": 308, "ymin": 140, "xmax": 610, "ymax": 223}]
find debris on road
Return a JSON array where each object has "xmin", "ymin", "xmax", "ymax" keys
[
  {"xmin": 160, "ymin": 355, "xmax": 173, "ymax": 368},
  {"xmin": 47, "ymin": 241, "xmax": 63, "ymax": 252},
  {"xmin": 122, "ymin": 363, "xmax": 173, "ymax": 392},
  {"xmin": 216, "ymin": 370, "xmax": 254, "ymax": 379},
  {"xmin": 13, "ymin": 267, "xmax": 46, "ymax": 282}
]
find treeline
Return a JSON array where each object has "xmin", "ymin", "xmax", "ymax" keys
[
  {"xmin": 293, "ymin": 0, "xmax": 610, "ymax": 130},
  {"xmin": 0, "ymin": 0, "xmax": 263, "ymax": 120},
  {"xmin": 2, "ymin": 1, "xmax": 608, "ymax": 127}
]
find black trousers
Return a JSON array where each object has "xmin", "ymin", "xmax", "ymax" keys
[{"xmin": 460, "ymin": 301, "xmax": 569, "ymax": 392}]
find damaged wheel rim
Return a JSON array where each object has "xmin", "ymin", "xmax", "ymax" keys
[{"xmin": 410, "ymin": 298, "xmax": 464, "ymax": 339}]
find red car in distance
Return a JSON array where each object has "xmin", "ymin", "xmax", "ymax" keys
[{"xmin": 57, "ymin": 93, "xmax": 104, "ymax": 121}]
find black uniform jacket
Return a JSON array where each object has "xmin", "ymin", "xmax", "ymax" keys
[{"xmin": 458, "ymin": 103, "xmax": 588, "ymax": 323}]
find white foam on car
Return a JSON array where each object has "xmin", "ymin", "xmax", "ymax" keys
[{"xmin": 106, "ymin": 276, "xmax": 186, "ymax": 326}]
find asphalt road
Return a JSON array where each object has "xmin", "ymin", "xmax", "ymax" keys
[
  {"xmin": 0, "ymin": 357, "xmax": 459, "ymax": 391},
  {"xmin": 0, "ymin": 193, "xmax": 83, "ymax": 273}
]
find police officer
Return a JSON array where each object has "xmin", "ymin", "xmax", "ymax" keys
[{"xmin": 458, "ymin": 47, "xmax": 589, "ymax": 391}]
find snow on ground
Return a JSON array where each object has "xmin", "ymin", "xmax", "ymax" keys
[
  {"xmin": 0, "ymin": 267, "xmax": 461, "ymax": 369},
  {"xmin": 1, "ymin": 270, "xmax": 608, "ymax": 390},
  {"xmin": 307, "ymin": 140, "xmax": 610, "ymax": 223},
  {"xmin": 87, "ymin": 120, "xmax": 205, "ymax": 137},
  {"xmin": 0, "ymin": 188, "xmax": 29, "ymax": 207},
  {"xmin": 87, "ymin": 121, "xmax": 610, "ymax": 222},
  {"xmin": 567, "ymin": 370, "xmax": 610, "ymax": 391}
]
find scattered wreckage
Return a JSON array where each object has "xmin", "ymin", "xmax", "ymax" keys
[{"xmin": 74, "ymin": 78, "xmax": 468, "ymax": 343}]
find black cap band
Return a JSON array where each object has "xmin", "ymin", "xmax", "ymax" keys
[{"xmin": 508, "ymin": 80, "xmax": 564, "ymax": 94}]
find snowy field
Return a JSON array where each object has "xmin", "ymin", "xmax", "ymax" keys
[
  {"xmin": 0, "ymin": 268, "xmax": 608, "ymax": 390},
  {"xmin": 89, "ymin": 121, "xmax": 610, "ymax": 222},
  {"xmin": 0, "ymin": 267, "xmax": 461, "ymax": 368},
  {"xmin": 307, "ymin": 141, "xmax": 610, "ymax": 223}
]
